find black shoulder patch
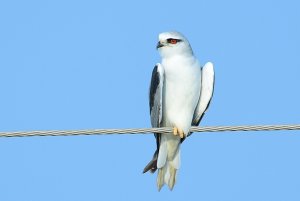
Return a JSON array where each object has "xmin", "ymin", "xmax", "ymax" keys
[{"xmin": 149, "ymin": 65, "xmax": 160, "ymax": 111}]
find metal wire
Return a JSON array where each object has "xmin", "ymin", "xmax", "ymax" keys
[{"xmin": 0, "ymin": 124, "xmax": 300, "ymax": 138}]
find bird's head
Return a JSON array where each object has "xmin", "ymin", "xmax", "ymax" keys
[{"xmin": 156, "ymin": 31, "xmax": 193, "ymax": 58}]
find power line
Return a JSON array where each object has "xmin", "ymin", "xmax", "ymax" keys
[{"xmin": 0, "ymin": 124, "xmax": 300, "ymax": 138}]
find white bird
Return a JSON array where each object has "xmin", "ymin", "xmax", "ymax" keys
[{"xmin": 143, "ymin": 31, "xmax": 215, "ymax": 191}]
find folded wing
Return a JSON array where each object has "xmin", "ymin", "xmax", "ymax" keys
[
  {"xmin": 149, "ymin": 63, "xmax": 164, "ymax": 129},
  {"xmin": 143, "ymin": 63, "xmax": 165, "ymax": 173},
  {"xmin": 192, "ymin": 62, "xmax": 215, "ymax": 127}
]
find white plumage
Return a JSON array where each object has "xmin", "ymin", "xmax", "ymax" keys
[{"xmin": 143, "ymin": 31, "xmax": 215, "ymax": 191}]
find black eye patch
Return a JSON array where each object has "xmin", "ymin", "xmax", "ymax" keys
[{"xmin": 167, "ymin": 38, "xmax": 182, "ymax": 44}]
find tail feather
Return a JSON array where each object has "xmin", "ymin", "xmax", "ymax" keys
[
  {"xmin": 168, "ymin": 165, "xmax": 177, "ymax": 190},
  {"xmin": 157, "ymin": 167, "xmax": 165, "ymax": 191},
  {"xmin": 157, "ymin": 146, "xmax": 180, "ymax": 191},
  {"xmin": 157, "ymin": 161, "xmax": 178, "ymax": 191},
  {"xmin": 171, "ymin": 148, "xmax": 181, "ymax": 169},
  {"xmin": 144, "ymin": 134, "xmax": 181, "ymax": 191}
]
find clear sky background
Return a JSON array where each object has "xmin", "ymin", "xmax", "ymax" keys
[{"xmin": 1, "ymin": 0, "xmax": 300, "ymax": 200}]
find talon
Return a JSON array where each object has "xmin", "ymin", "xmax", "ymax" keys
[
  {"xmin": 173, "ymin": 127, "xmax": 178, "ymax": 136},
  {"xmin": 178, "ymin": 129, "xmax": 185, "ymax": 139}
]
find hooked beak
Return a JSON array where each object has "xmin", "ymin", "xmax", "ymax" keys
[{"xmin": 156, "ymin": 41, "xmax": 164, "ymax": 49}]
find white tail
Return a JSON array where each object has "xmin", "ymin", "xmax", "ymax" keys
[
  {"xmin": 156, "ymin": 134, "xmax": 181, "ymax": 191},
  {"xmin": 157, "ymin": 160, "xmax": 178, "ymax": 190}
]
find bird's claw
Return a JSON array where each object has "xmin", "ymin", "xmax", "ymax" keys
[
  {"xmin": 173, "ymin": 127, "xmax": 178, "ymax": 136},
  {"xmin": 173, "ymin": 127, "xmax": 185, "ymax": 138}
]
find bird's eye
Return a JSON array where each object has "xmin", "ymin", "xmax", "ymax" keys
[
  {"xmin": 167, "ymin": 38, "xmax": 178, "ymax": 44},
  {"xmin": 170, "ymin": 39, "xmax": 177, "ymax": 44}
]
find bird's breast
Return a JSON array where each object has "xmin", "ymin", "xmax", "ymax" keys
[{"xmin": 161, "ymin": 56, "xmax": 201, "ymax": 133}]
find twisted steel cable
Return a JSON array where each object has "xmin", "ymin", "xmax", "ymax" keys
[{"xmin": 0, "ymin": 124, "xmax": 299, "ymax": 138}]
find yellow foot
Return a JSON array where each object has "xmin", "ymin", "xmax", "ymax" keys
[
  {"xmin": 173, "ymin": 127, "xmax": 178, "ymax": 136},
  {"xmin": 173, "ymin": 127, "xmax": 185, "ymax": 138},
  {"xmin": 178, "ymin": 128, "xmax": 184, "ymax": 139}
]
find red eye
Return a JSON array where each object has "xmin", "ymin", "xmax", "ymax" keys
[{"xmin": 170, "ymin": 39, "xmax": 177, "ymax": 44}]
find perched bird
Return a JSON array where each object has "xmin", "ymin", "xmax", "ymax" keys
[{"xmin": 143, "ymin": 31, "xmax": 215, "ymax": 191}]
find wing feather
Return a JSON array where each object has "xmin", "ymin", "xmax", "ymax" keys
[
  {"xmin": 149, "ymin": 63, "xmax": 164, "ymax": 128},
  {"xmin": 192, "ymin": 62, "xmax": 215, "ymax": 126},
  {"xmin": 143, "ymin": 63, "xmax": 165, "ymax": 173}
]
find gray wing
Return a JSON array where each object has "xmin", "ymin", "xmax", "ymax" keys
[
  {"xmin": 149, "ymin": 63, "xmax": 164, "ymax": 129},
  {"xmin": 192, "ymin": 62, "xmax": 215, "ymax": 127},
  {"xmin": 143, "ymin": 63, "xmax": 164, "ymax": 173}
]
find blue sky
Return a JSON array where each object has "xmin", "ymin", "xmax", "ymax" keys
[{"xmin": 1, "ymin": 0, "xmax": 300, "ymax": 200}]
